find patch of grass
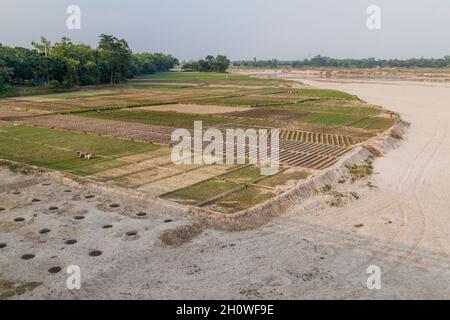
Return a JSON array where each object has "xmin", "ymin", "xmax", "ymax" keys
[
  {"xmin": 163, "ymin": 179, "xmax": 239, "ymax": 205},
  {"xmin": 211, "ymin": 185, "xmax": 274, "ymax": 213},
  {"xmin": 321, "ymin": 184, "xmax": 360, "ymax": 207},
  {"xmin": 294, "ymin": 88, "xmax": 356, "ymax": 100},
  {"xmin": 37, "ymin": 90, "xmax": 119, "ymax": 100},
  {"xmin": 220, "ymin": 165, "xmax": 263, "ymax": 182},
  {"xmin": 257, "ymin": 170, "xmax": 310, "ymax": 187},
  {"xmin": 364, "ymin": 118, "xmax": 396, "ymax": 131},
  {"xmin": 190, "ymin": 94, "xmax": 300, "ymax": 107},
  {"xmin": 137, "ymin": 72, "xmax": 288, "ymax": 86},
  {"xmin": 0, "ymin": 125, "xmax": 158, "ymax": 173},
  {"xmin": 300, "ymin": 113, "xmax": 362, "ymax": 126},
  {"xmin": 273, "ymin": 101, "xmax": 382, "ymax": 116},
  {"xmin": 347, "ymin": 161, "xmax": 374, "ymax": 182},
  {"xmin": 80, "ymin": 109, "xmax": 232, "ymax": 129},
  {"xmin": 66, "ymin": 158, "xmax": 129, "ymax": 176}
]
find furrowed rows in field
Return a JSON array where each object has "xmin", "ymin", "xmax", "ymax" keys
[
  {"xmin": 240, "ymin": 140, "xmax": 351, "ymax": 170},
  {"xmin": 280, "ymin": 129, "xmax": 365, "ymax": 147},
  {"xmin": 16, "ymin": 115, "xmax": 352, "ymax": 170},
  {"xmin": 191, "ymin": 138, "xmax": 351, "ymax": 170},
  {"xmin": 278, "ymin": 140, "xmax": 351, "ymax": 169},
  {"xmin": 17, "ymin": 115, "xmax": 174, "ymax": 145}
]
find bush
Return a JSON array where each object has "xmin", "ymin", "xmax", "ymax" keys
[{"xmin": 48, "ymin": 80, "xmax": 61, "ymax": 90}]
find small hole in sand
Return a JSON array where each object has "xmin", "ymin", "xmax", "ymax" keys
[
  {"xmin": 12, "ymin": 191, "xmax": 21, "ymax": 195},
  {"xmin": 39, "ymin": 228, "xmax": 51, "ymax": 235},
  {"xmin": 110, "ymin": 203, "xmax": 120, "ymax": 208},
  {"xmin": 64, "ymin": 190, "xmax": 72, "ymax": 193},
  {"xmin": 0, "ymin": 207, "xmax": 5, "ymax": 211},
  {"xmin": 0, "ymin": 243, "xmax": 7, "ymax": 249},
  {"xmin": 32, "ymin": 199, "xmax": 41, "ymax": 203},
  {"xmin": 102, "ymin": 225, "xmax": 113, "ymax": 229},
  {"xmin": 42, "ymin": 183, "xmax": 51, "ymax": 186},
  {"xmin": 48, "ymin": 267, "xmax": 62, "ymax": 274},
  {"xmin": 164, "ymin": 219, "xmax": 174, "ymax": 223},
  {"xmin": 74, "ymin": 216, "xmax": 85, "ymax": 220},
  {"xmin": 137, "ymin": 212, "xmax": 147, "ymax": 217},
  {"xmin": 65, "ymin": 239, "xmax": 77, "ymax": 245},
  {"xmin": 89, "ymin": 250, "xmax": 102, "ymax": 257},
  {"xmin": 126, "ymin": 231, "xmax": 138, "ymax": 236},
  {"xmin": 21, "ymin": 254, "xmax": 35, "ymax": 260},
  {"xmin": 49, "ymin": 206, "xmax": 58, "ymax": 211},
  {"xmin": 85, "ymin": 195, "xmax": 95, "ymax": 199},
  {"xmin": 14, "ymin": 217, "xmax": 25, "ymax": 222}
]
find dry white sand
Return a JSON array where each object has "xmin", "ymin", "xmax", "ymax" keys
[
  {"xmin": 1, "ymin": 78, "xmax": 450, "ymax": 299},
  {"xmin": 131, "ymin": 104, "xmax": 250, "ymax": 114}
]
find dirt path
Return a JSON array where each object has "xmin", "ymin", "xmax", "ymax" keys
[{"xmin": 1, "ymin": 79, "xmax": 449, "ymax": 299}]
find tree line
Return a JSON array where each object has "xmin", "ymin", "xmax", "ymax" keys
[
  {"xmin": 182, "ymin": 55, "xmax": 230, "ymax": 72},
  {"xmin": 234, "ymin": 55, "xmax": 450, "ymax": 69},
  {"xmin": 0, "ymin": 34, "xmax": 178, "ymax": 95}
]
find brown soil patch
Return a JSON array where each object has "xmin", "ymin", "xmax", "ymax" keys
[
  {"xmin": 16, "ymin": 114, "xmax": 175, "ymax": 145},
  {"xmin": 0, "ymin": 109, "xmax": 43, "ymax": 120},
  {"xmin": 228, "ymin": 108, "xmax": 310, "ymax": 120},
  {"xmin": 159, "ymin": 222, "xmax": 204, "ymax": 246}
]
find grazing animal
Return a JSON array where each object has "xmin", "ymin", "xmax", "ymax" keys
[{"xmin": 76, "ymin": 151, "xmax": 94, "ymax": 160}]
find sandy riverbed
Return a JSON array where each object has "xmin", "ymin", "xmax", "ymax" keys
[{"xmin": 1, "ymin": 77, "xmax": 449, "ymax": 299}]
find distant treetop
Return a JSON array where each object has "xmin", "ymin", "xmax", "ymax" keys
[
  {"xmin": 233, "ymin": 55, "xmax": 450, "ymax": 69},
  {"xmin": 182, "ymin": 55, "xmax": 231, "ymax": 73}
]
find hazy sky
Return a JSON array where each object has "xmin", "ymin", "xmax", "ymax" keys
[{"xmin": 1, "ymin": 0, "xmax": 450, "ymax": 60}]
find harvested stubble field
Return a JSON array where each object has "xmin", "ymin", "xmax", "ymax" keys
[{"xmin": 0, "ymin": 72, "xmax": 396, "ymax": 213}]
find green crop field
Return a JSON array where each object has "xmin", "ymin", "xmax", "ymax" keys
[
  {"xmin": 36, "ymin": 90, "xmax": 121, "ymax": 100},
  {"xmin": 0, "ymin": 71, "xmax": 396, "ymax": 214},
  {"xmin": 137, "ymin": 72, "xmax": 289, "ymax": 86},
  {"xmin": 0, "ymin": 124, "xmax": 158, "ymax": 174},
  {"xmin": 81, "ymin": 109, "xmax": 233, "ymax": 129},
  {"xmin": 294, "ymin": 88, "xmax": 356, "ymax": 100}
]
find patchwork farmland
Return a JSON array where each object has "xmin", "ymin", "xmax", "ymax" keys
[{"xmin": 0, "ymin": 72, "xmax": 395, "ymax": 214}]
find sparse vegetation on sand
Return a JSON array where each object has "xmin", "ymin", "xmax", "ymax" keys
[{"xmin": 347, "ymin": 161, "xmax": 374, "ymax": 182}]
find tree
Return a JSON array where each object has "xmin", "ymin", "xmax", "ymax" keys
[
  {"xmin": 98, "ymin": 34, "xmax": 132, "ymax": 84},
  {"xmin": 32, "ymin": 37, "xmax": 52, "ymax": 84},
  {"xmin": 0, "ymin": 59, "xmax": 12, "ymax": 94},
  {"xmin": 212, "ymin": 55, "xmax": 230, "ymax": 72},
  {"xmin": 182, "ymin": 55, "xmax": 230, "ymax": 72},
  {"xmin": 1, "ymin": 35, "xmax": 178, "ymax": 93},
  {"xmin": 132, "ymin": 52, "xmax": 178, "ymax": 75}
]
